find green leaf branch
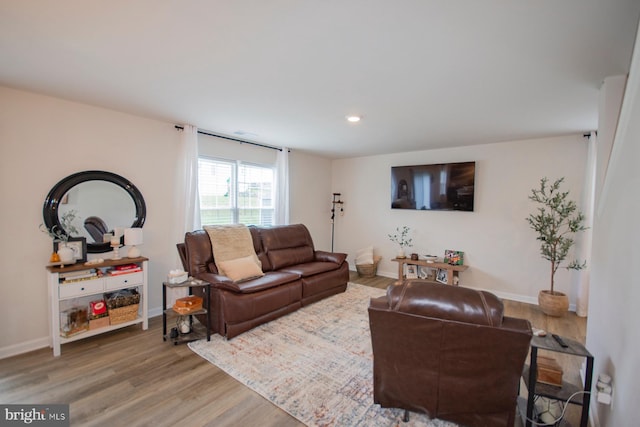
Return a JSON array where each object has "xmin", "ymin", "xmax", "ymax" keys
[
  {"xmin": 526, "ymin": 177, "xmax": 587, "ymax": 294},
  {"xmin": 40, "ymin": 210, "xmax": 80, "ymax": 242},
  {"xmin": 388, "ymin": 226, "xmax": 413, "ymax": 248}
]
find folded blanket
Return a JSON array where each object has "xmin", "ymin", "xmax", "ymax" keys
[{"xmin": 204, "ymin": 224, "xmax": 262, "ymax": 276}]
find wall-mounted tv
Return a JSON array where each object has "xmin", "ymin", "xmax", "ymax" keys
[{"xmin": 391, "ymin": 161, "xmax": 476, "ymax": 212}]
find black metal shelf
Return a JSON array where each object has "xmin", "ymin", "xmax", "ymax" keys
[
  {"xmin": 162, "ymin": 279, "xmax": 212, "ymax": 345},
  {"xmin": 522, "ymin": 334, "xmax": 594, "ymax": 427}
]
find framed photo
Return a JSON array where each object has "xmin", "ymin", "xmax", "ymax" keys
[
  {"xmin": 444, "ymin": 250, "xmax": 464, "ymax": 265},
  {"xmin": 435, "ymin": 268, "xmax": 448, "ymax": 284},
  {"xmin": 406, "ymin": 265, "xmax": 418, "ymax": 279},
  {"xmin": 54, "ymin": 237, "xmax": 87, "ymax": 263}
]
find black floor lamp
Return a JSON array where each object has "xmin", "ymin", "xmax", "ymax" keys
[{"xmin": 331, "ymin": 193, "xmax": 344, "ymax": 252}]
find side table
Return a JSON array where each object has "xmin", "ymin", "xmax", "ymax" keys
[
  {"xmin": 391, "ymin": 258, "xmax": 468, "ymax": 285},
  {"xmin": 521, "ymin": 334, "xmax": 594, "ymax": 427},
  {"xmin": 162, "ymin": 278, "xmax": 211, "ymax": 344}
]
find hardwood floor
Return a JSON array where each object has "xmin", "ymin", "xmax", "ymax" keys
[{"xmin": 0, "ymin": 274, "xmax": 587, "ymax": 427}]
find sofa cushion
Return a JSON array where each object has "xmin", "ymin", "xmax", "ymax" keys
[
  {"xmin": 280, "ymin": 261, "xmax": 341, "ymax": 277},
  {"xmin": 261, "ymin": 224, "xmax": 316, "ymax": 269},
  {"xmin": 223, "ymin": 271, "xmax": 301, "ymax": 294},
  {"xmin": 218, "ymin": 255, "xmax": 265, "ymax": 282}
]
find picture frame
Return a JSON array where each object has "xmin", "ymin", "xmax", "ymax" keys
[
  {"xmin": 406, "ymin": 265, "xmax": 418, "ymax": 279},
  {"xmin": 435, "ymin": 268, "xmax": 448, "ymax": 284},
  {"xmin": 444, "ymin": 249, "xmax": 464, "ymax": 266},
  {"xmin": 54, "ymin": 237, "xmax": 87, "ymax": 263}
]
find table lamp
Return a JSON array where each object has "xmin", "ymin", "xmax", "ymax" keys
[{"xmin": 124, "ymin": 227, "xmax": 143, "ymax": 258}]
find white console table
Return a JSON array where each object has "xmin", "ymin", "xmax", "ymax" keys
[{"xmin": 46, "ymin": 257, "xmax": 148, "ymax": 356}]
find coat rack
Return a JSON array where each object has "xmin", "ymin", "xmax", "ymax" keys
[{"xmin": 331, "ymin": 193, "xmax": 344, "ymax": 252}]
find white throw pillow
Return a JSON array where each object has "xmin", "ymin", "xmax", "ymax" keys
[
  {"xmin": 355, "ymin": 246, "xmax": 374, "ymax": 265},
  {"xmin": 218, "ymin": 255, "xmax": 265, "ymax": 282}
]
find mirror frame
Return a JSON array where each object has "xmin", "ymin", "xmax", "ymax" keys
[{"xmin": 43, "ymin": 170, "xmax": 146, "ymax": 253}]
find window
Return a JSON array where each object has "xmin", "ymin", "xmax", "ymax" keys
[{"xmin": 198, "ymin": 157, "xmax": 275, "ymax": 226}]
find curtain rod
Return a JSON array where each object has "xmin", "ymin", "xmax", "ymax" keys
[{"xmin": 175, "ymin": 125, "xmax": 283, "ymax": 152}]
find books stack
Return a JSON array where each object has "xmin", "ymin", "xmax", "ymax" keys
[
  {"xmin": 60, "ymin": 269, "xmax": 98, "ymax": 283},
  {"xmin": 109, "ymin": 263, "xmax": 142, "ymax": 276}
]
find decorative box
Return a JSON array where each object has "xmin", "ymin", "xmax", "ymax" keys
[
  {"xmin": 537, "ymin": 355, "xmax": 563, "ymax": 387},
  {"xmin": 168, "ymin": 269, "xmax": 189, "ymax": 284},
  {"xmin": 90, "ymin": 299, "xmax": 107, "ymax": 317},
  {"xmin": 173, "ymin": 295, "xmax": 203, "ymax": 314},
  {"xmin": 89, "ymin": 316, "xmax": 110, "ymax": 330}
]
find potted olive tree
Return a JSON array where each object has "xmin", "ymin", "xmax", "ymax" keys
[{"xmin": 526, "ymin": 177, "xmax": 587, "ymax": 316}]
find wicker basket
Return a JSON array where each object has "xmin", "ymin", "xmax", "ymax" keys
[
  {"xmin": 356, "ymin": 255, "xmax": 382, "ymax": 278},
  {"xmin": 108, "ymin": 304, "xmax": 139, "ymax": 325}
]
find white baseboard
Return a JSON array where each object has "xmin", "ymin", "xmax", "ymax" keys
[
  {"xmin": 0, "ymin": 336, "xmax": 49, "ymax": 360},
  {"xmin": 1, "ymin": 311, "xmax": 163, "ymax": 360},
  {"xmin": 352, "ymin": 268, "xmax": 577, "ymax": 311}
]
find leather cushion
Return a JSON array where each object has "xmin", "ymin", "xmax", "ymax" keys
[
  {"xmin": 387, "ymin": 279, "xmax": 504, "ymax": 326},
  {"xmin": 261, "ymin": 224, "xmax": 315, "ymax": 269},
  {"xmin": 280, "ymin": 261, "xmax": 340, "ymax": 277}
]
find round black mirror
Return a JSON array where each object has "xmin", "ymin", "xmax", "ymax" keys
[{"xmin": 43, "ymin": 171, "xmax": 146, "ymax": 253}]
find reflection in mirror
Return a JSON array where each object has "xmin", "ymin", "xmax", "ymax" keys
[
  {"xmin": 58, "ymin": 181, "xmax": 136, "ymax": 243},
  {"xmin": 43, "ymin": 171, "xmax": 146, "ymax": 253}
]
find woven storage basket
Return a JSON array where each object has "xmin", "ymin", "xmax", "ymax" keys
[
  {"xmin": 356, "ymin": 255, "xmax": 382, "ymax": 277},
  {"xmin": 108, "ymin": 304, "xmax": 139, "ymax": 325}
]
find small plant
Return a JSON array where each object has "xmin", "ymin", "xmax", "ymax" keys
[
  {"xmin": 40, "ymin": 210, "xmax": 79, "ymax": 242},
  {"xmin": 526, "ymin": 177, "xmax": 587, "ymax": 294},
  {"xmin": 388, "ymin": 226, "xmax": 413, "ymax": 248}
]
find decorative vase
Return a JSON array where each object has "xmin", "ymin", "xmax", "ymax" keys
[
  {"xmin": 538, "ymin": 290, "xmax": 569, "ymax": 317},
  {"xmin": 49, "ymin": 251, "xmax": 60, "ymax": 263},
  {"xmin": 397, "ymin": 248, "xmax": 406, "ymax": 259},
  {"xmin": 57, "ymin": 243, "xmax": 75, "ymax": 265}
]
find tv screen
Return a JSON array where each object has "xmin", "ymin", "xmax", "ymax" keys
[{"xmin": 391, "ymin": 161, "xmax": 475, "ymax": 211}]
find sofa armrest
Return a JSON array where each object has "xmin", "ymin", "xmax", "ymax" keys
[
  {"xmin": 192, "ymin": 272, "xmax": 239, "ymax": 292},
  {"xmin": 315, "ymin": 250, "xmax": 347, "ymax": 265},
  {"xmin": 369, "ymin": 295, "xmax": 390, "ymax": 310},
  {"xmin": 501, "ymin": 316, "xmax": 533, "ymax": 335}
]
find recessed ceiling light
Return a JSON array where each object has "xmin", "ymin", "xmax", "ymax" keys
[{"xmin": 346, "ymin": 115, "xmax": 361, "ymax": 123}]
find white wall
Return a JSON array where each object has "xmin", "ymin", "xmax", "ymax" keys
[
  {"xmin": 587, "ymin": 26, "xmax": 640, "ymax": 426},
  {"xmin": 288, "ymin": 151, "xmax": 333, "ymax": 251},
  {"xmin": 332, "ymin": 136, "xmax": 588, "ymax": 304},
  {"xmin": 0, "ymin": 86, "xmax": 331, "ymax": 357}
]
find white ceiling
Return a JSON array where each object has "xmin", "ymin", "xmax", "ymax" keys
[{"xmin": 1, "ymin": 1, "xmax": 639, "ymax": 158}]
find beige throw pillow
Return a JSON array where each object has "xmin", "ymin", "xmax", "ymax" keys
[
  {"xmin": 218, "ymin": 255, "xmax": 264, "ymax": 282},
  {"xmin": 355, "ymin": 246, "xmax": 374, "ymax": 265}
]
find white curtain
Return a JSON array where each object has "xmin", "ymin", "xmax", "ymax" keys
[
  {"xmin": 576, "ymin": 132, "xmax": 597, "ymax": 317},
  {"xmin": 175, "ymin": 124, "xmax": 201, "ymax": 250},
  {"xmin": 275, "ymin": 147, "xmax": 290, "ymax": 225}
]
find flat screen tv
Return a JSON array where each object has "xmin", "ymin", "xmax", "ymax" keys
[{"xmin": 391, "ymin": 161, "xmax": 475, "ymax": 211}]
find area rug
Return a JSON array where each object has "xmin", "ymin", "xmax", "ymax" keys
[{"xmin": 189, "ymin": 283, "xmax": 458, "ymax": 427}]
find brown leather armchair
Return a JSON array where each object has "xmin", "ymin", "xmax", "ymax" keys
[{"xmin": 368, "ymin": 280, "xmax": 532, "ymax": 427}]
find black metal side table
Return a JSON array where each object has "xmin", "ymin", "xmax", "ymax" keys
[
  {"xmin": 522, "ymin": 334, "xmax": 594, "ymax": 427},
  {"xmin": 162, "ymin": 278, "xmax": 211, "ymax": 344}
]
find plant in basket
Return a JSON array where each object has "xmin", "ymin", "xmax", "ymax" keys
[{"xmin": 526, "ymin": 177, "xmax": 587, "ymax": 316}]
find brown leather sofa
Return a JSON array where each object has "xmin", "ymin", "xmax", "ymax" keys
[
  {"xmin": 181, "ymin": 224, "xmax": 349, "ymax": 339},
  {"xmin": 368, "ymin": 280, "xmax": 532, "ymax": 427}
]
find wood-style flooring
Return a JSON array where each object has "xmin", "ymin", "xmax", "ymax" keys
[{"xmin": 0, "ymin": 273, "xmax": 587, "ymax": 426}]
